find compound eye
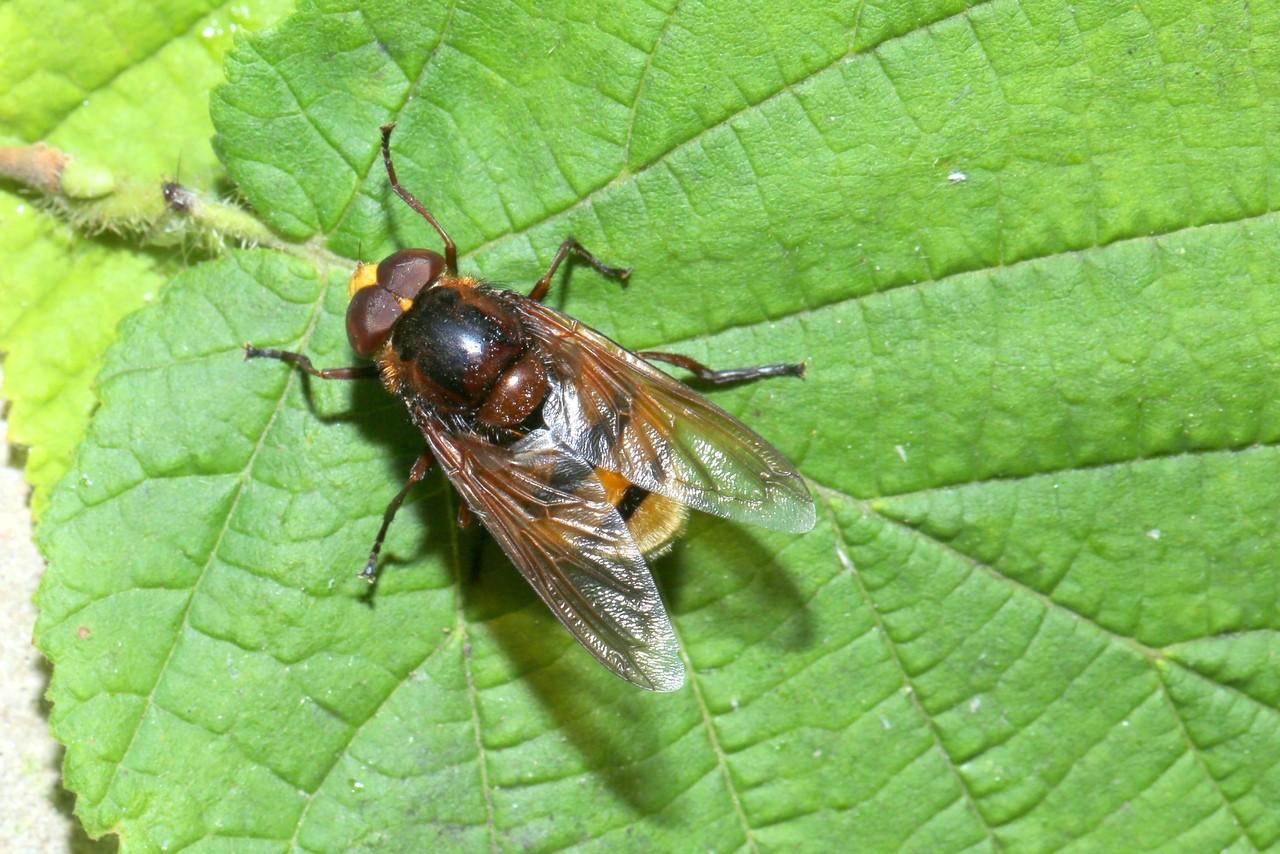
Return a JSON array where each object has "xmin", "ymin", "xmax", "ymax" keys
[
  {"xmin": 377, "ymin": 249, "xmax": 445, "ymax": 300},
  {"xmin": 346, "ymin": 285, "xmax": 403, "ymax": 357}
]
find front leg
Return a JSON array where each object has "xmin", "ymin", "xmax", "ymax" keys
[{"xmin": 244, "ymin": 344, "xmax": 380, "ymax": 380}]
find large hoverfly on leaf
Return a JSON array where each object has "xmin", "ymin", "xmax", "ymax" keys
[{"xmin": 246, "ymin": 124, "xmax": 815, "ymax": 690}]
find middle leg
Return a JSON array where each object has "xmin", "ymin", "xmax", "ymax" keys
[
  {"xmin": 636, "ymin": 350, "xmax": 805, "ymax": 385},
  {"xmin": 360, "ymin": 452, "xmax": 436, "ymax": 583}
]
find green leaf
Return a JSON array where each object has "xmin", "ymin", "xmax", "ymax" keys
[
  {"xmin": 0, "ymin": 0, "xmax": 293, "ymax": 515},
  {"xmin": 34, "ymin": 0, "xmax": 1280, "ymax": 850}
]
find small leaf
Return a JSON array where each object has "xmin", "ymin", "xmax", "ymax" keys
[{"xmin": 0, "ymin": 0, "xmax": 293, "ymax": 514}]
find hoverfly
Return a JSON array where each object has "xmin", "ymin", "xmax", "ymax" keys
[{"xmin": 246, "ymin": 124, "xmax": 815, "ymax": 691}]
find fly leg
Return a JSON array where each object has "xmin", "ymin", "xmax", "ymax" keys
[
  {"xmin": 360, "ymin": 453, "xmax": 435, "ymax": 583},
  {"xmin": 246, "ymin": 343, "xmax": 427, "ymax": 584},
  {"xmin": 244, "ymin": 344, "xmax": 381, "ymax": 380},
  {"xmin": 635, "ymin": 350, "xmax": 805, "ymax": 384},
  {"xmin": 529, "ymin": 238, "xmax": 631, "ymax": 302}
]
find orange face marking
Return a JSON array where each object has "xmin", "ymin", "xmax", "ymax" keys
[{"xmin": 347, "ymin": 260, "xmax": 378, "ymax": 297}]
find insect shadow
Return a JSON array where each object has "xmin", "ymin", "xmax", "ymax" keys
[{"xmin": 455, "ymin": 510, "xmax": 810, "ymax": 811}]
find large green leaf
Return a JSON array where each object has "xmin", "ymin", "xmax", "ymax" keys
[{"xmin": 32, "ymin": 0, "xmax": 1280, "ymax": 850}]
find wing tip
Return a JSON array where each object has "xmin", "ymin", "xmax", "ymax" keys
[
  {"xmin": 627, "ymin": 641, "xmax": 686, "ymax": 691},
  {"xmin": 636, "ymin": 662, "xmax": 686, "ymax": 692},
  {"xmin": 790, "ymin": 496, "xmax": 818, "ymax": 532},
  {"xmin": 757, "ymin": 486, "xmax": 817, "ymax": 533}
]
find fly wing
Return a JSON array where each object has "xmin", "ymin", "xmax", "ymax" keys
[
  {"xmin": 520, "ymin": 300, "xmax": 816, "ymax": 533},
  {"xmin": 424, "ymin": 426, "xmax": 685, "ymax": 691}
]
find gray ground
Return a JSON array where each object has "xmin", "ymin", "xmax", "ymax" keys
[{"xmin": 1, "ymin": 381, "xmax": 111, "ymax": 852}]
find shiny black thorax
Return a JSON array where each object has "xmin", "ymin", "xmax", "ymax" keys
[{"xmin": 386, "ymin": 281, "xmax": 551, "ymax": 433}]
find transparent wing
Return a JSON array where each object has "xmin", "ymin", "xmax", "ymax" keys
[
  {"xmin": 521, "ymin": 300, "xmax": 816, "ymax": 533},
  {"xmin": 425, "ymin": 426, "xmax": 685, "ymax": 691}
]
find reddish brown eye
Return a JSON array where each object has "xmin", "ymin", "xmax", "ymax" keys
[
  {"xmin": 377, "ymin": 249, "xmax": 445, "ymax": 300},
  {"xmin": 346, "ymin": 285, "xmax": 403, "ymax": 357}
]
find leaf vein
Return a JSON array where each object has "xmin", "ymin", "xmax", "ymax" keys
[
  {"xmin": 84, "ymin": 259, "xmax": 342, "ymax": 817},
  {"xmin": 825, "ymin": 499, "xmax": 1003, "ymax": 850},
  {"xmin": 670, "ymin": 619, "xmax": 760, "ymax": 853}
]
